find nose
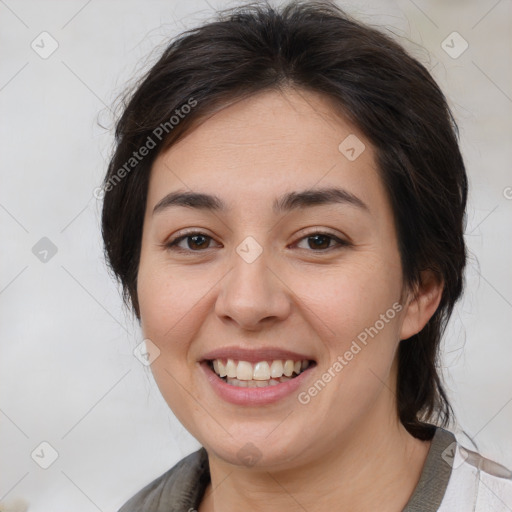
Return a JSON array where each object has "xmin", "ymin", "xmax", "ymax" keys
[{"xmin": 214, "ymin": 249, "xmax": 292, "ymax": 331}]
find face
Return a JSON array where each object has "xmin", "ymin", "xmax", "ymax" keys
[{"xmin": 137, "ymin": 88, "xmax": 413, "ymax": 470}]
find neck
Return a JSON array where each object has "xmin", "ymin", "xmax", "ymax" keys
[{"xmin": 200, "ymin": 382, "xmax": 432, "ymax": 512}]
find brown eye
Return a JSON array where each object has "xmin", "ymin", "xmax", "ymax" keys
[
  {"xmin": 186, "ymin": 234, "xmax": 211, "ymax": 250},
  {"xmin": 307, "ymin": 234, "xmax": 332, "ymax": 250},
  {"xmin": 166, "ymin": 232, "xmax": 218, "ymax": 252},
  {"xmin": 295, "ymin": 232, "xmax": 347, "ymax": 251}
]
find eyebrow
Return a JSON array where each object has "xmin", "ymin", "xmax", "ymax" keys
[{"xmin": 152, "ymin": 187, "xmax": 369, "ymax": 216}]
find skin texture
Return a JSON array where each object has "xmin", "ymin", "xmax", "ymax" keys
[{"xmin": 137, "ymin": 88, "xmax": 443, "ymax": 511}]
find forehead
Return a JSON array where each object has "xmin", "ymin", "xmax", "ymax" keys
[{"xmin": 147, "ymin": 88, "xmax": 386, "ymax": 216}]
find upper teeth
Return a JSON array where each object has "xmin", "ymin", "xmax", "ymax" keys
[{"xmin": 211, "ymin": 359, "xmax": 310, "ymax": 380}]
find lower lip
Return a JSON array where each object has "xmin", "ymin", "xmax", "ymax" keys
[{"xmin": 199, "ymin": 361, "xmax": 315, "ymax": 406}]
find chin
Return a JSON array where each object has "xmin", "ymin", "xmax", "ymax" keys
[{"xmin": 201, "ymin": 426, "xmax": 312, "ymax": 470}]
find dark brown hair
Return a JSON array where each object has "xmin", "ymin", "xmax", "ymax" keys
[{"xmin": 101, "ymin": 0, "xmax": 467, "ymax": 440}]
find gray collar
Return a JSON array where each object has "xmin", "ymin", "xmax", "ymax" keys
[{"xmin": 403, "ymin": 427, "xmax": 455, "ymax": 511}]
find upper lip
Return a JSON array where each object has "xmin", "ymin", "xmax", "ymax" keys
[{"xmin": 200, "ymin": 347, "xmax": 315, "ymax": 364}]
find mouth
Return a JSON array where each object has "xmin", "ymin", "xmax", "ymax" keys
[{"xmin": 204, "ymin": 358, "xmax": 317, "ymax": 388}]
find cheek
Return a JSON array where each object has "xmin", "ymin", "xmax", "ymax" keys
[
  {"xmin": 136, "ymin": 260, "xmax": 212, "ymax": 433},
  {"xmin": 289, "ymin": 258, "xmax": 403, "ymax": 343},
  {"xmin": 291, "ymin": 264, "xmax": 403, "ymax": 412},
  {"xmin": 137, "ymin": 268, "xmax": 176, "ymax": 340},
  {"xmin": 137, "ymin": 258, "xmax": 206, "ymax": 340},
  {"xmin": 136, "ymin": 256, "xmax": 225, "ymax": 387}
]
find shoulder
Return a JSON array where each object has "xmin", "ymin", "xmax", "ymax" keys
[
  {"xmin": 438, "ymin": 432, "xmax": 512, "ymax": 511},
  {"xmin": 118, "ymin": 447, "xmax": 210, "ymax": 512},
  {"xmin": 405, "ymin": 426, "xmax": 512, "ymax": 511}
]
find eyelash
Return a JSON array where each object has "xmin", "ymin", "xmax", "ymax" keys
[{"xmin": 164, "ymin": 230, "xmax": 350, "ymax": 254}]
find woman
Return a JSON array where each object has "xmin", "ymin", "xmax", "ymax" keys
[{"xmin": 101, "ymin": 1, "xmax": 512, "ymax": 510}]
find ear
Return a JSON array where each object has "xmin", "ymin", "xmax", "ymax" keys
[{"xmin": 400, "ymin": 270, "xmax": 444, "ymax": 341}]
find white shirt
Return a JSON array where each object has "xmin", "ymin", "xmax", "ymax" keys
[{"xmin": 438, "ymin": 437, "xmax": 512, "ymax": 511}]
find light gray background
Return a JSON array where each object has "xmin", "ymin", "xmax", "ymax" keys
[{"xmin": 1, "ymin": 0, "xmax": 511, "ymax": 510}]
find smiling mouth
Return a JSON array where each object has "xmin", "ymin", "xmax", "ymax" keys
[{"xmin": 206, "ymin": 358, "xmax": 316, "ymax": 388}]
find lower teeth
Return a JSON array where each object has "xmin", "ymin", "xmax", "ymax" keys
[{"xmin": 222, "ymin": 375, "xmax": 294, "ymax": 387}]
